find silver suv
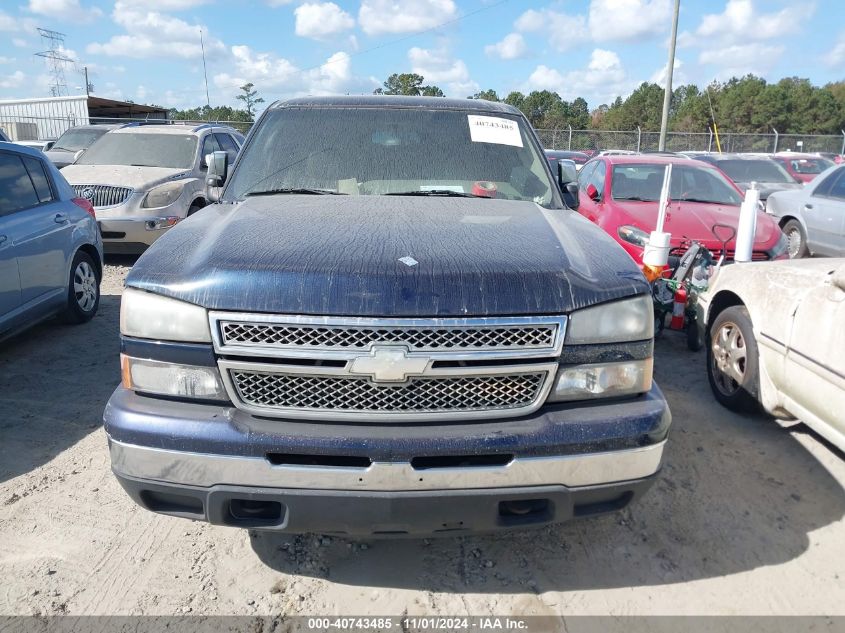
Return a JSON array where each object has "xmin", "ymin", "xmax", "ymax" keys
[{"xmin": 61, "ymin": 123, "xmax": 244, "ymax": 254}]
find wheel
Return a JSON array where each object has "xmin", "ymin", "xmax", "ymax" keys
[
  {"xmin": 59, "ymin": 251, "xmax": 100, "ymax": 324},
  {"xmin": 706, "ymin": 305, "xmax": 760, "ymax": 413},
  {"xmin": 782, "ymin": 220, "xmax": 809, "ymax": 258}
]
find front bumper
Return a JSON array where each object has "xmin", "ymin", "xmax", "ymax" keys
[
  {"xmin": 98, "ymin": 217, "xmax": 178, "ymax": 253},
  {"xmin": 104, "ymin": 384, "xmax": 670, "ymax": 534}
]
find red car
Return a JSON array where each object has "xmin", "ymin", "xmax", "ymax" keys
[
  {"xmin": 576, "ymin": 155, "xmax": 789, "ymax": 264},
  {"xmin": 771, "ymin": 153, "xmax": 834, "ymax": 183}
]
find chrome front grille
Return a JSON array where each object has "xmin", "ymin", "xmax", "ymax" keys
[
  {"xmin": 220, "ymin": 322, "xmax": 555, "ymax": 351},
  {"xmin": 230, "ymin": 370, "xmax": 546, "ymax": 416},
  {"xmin": 211, "ymin": 314, "xmax": 566, "ymax": 421},
  {"xmin": 72, "ymin": 184, "xmax": 134, "ymax": 208}
]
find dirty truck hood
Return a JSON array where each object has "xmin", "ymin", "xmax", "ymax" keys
[
  {"xmin": 60, "ymin": 164, "xmax": 190, "ymax": 191},
  {"xmin": 127, "ymin": 196, "xmax": 649, "ymax": 317}
]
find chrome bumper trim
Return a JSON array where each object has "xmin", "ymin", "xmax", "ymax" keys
[{"xmin": 109, "ymin": 437, "xmax": 666, "ymax": 491}]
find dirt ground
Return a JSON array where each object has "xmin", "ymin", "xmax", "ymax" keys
[{"xmin": 0, "ymin": 258, "xmax": 843, "ymax": 617}]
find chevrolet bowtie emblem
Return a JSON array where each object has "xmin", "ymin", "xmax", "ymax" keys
[{"xmin": 349, "ymin": 345, "xmax": 430, "ymax": 382}]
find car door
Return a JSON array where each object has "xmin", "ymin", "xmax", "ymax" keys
[
  {"xmin": 784, "ymin": 263, "xmax": 845, "ymax": 442},
  {"xmin": 804, "ymin": 167, "xmax": 845, "ymax": 255},
  {"xmin": 3, "ymin": 153, "xmax": 74, "ymax": 305},
  {"xmin": 0, "ymin": 152, "xmax": 26, "ymax": 321},
  {"xmin": 576, "ymin": 160, "xmax": 605, "ymax": 223}
]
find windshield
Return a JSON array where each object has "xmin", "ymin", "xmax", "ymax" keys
[
  {"xmin": 611, "ymin": 163, "xmax": 743, "ymax": 205},
  {"xmin": 226, "ymin": 108, "xmax": 555, "ymax": 206},
  {"xmin": 52, "ymin": 127, "xmax": 107, "ymax": 152},
  {"xmin": 788, "ymin": 157, "xmax": 833, "ymax": 174},
  {"xmin": 77, "ymin": 133, "xmax": 198, "ymax": 169},
  {"xmin": 715, "ymin": 159, "xmax": 794, "ymax": 184}
]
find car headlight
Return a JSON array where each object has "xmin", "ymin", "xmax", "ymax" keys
[
  {"xmin": 566, "ymin": 294, "xmax": 654, "ymax": 344},
  {"xmin": 120, "ymin": 287, "xmax": 211, "ymax": 342},
  {"xmin": 121, "ymin": 355, "xmax": 227, "ymax": 400},
  {"xmin": 142, "ymin": 181, "xmax": 185, "ymax": 208},
  {"xmin": 768, "ymin": 230, "xmax": 790, "ymax": 260},
  {"xmin": 617, "ymin": 225, "xmax": 649, "ymax": 248},
  {"xmin": 548, "ymin": 359, "xmax": 652, "ymax": 402}
]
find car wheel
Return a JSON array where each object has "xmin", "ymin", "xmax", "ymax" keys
[
  {"xmin": 707, "ymin": 305, "xmax": 760, "ymax": 413},
  {"xmin": 60, "ymin": 250, "xmax": 100, "ymax": 324},
  {"xmin": 782, "ymin": 220, "xmax": 809, "ymax": 258}
]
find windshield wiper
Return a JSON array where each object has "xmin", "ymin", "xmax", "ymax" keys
[
  {"xmin": 384, "ymin": 190, "xmax": 481, "ymax": 198},
  {"xmin": 614, "ymin": 196, "xmax": 652, "ymax": 201},
  {"xmin": 677, "ymin": 197, "xmax": 719, "ymax": 204},
  {"xmin": 245, "ymin": 187, "xmax": 346, "ymax": 196}
]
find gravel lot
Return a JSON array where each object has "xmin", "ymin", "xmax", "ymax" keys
[{"xmin": 0, "ymin": 259, "xmax": 843, "ymax": 616}]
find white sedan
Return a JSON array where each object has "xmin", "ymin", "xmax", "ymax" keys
[{"xmin": 698, "ymin": 258, "xmax": 845, "ymax": 452}]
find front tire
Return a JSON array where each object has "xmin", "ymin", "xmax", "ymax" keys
[
  {"xmin": 60, "ymin": 251, "xmax": 100, "ymax": 324},
  {"xmin": 782, "ymin": 220, "xmax": 809, "ymax": 258},
  {"xmin": 707, "ymin": 305, "xmax": 760, "ymax": 413}
]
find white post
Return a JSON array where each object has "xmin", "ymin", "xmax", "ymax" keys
[
  {"xmin": 643, "ymin": 164, "xmax": 673, "ymax": 268},
  {"xmin": 734, "ymin": 183, "xmax": 759, "ymax": 263}
]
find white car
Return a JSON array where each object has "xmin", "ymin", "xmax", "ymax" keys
[
  {"xmin": 766, "ymin": 163, "xmax": 845, "ymax": 258},
  {"xmin": 698, "ymin": 259, "xmax": 845, "ymax": 452}
]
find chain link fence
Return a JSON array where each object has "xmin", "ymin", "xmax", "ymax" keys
[{"xmin": 537, "ymin": 127, "xmax": 845, "ymax": 155}]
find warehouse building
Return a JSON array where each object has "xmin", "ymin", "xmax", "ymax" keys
[{"xmin": 0, "ymin": 95, "xmax": 168, "ymax": 141}]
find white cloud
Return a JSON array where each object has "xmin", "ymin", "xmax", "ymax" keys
[
  {"xmin": 484, "ymin": 33, "xmax": 528, "ymax": 60},
  {"xmin": 27, "ymin": 0, "xmax": 102, "ymax": 23},
  {"xmin": 588, "ymin": 0, "xmax": 671, "ymax": 42},
  {"xmin": 86, "ymin": 1, "xmax": 225, "ymax": 59},
  {"xmin": 117, "ymin": 0, "xmax": 212, "ymax": 7},
  {"xmin": 699, "ymin": 43, "xmax": 784, "ymax": 79},
  {"xmin": 514, "ymin": 8, "xmax": 587, "ymax": 52},
  {"xmin": 649, "ymin": 58, "xmax": 685, "ymax": 87},
  {"xmin": 525, "ymin": 48, "xmax": 632, "ymax": 104},
  {"xmin": 0, "ymin": 10, "xmax": 37, "ymax": 33},
  {"xmin": 408, "ymin": 46, "xmax": 478, "ymax": 96},
  {"xmin": 0, "ymin": 57, "xmax": 14, "ymax": 64},
  {"xmin": 295, "ymin": 2, "xmax": 355, "ymax": 40},
  {"xmin": 12, "ymin": 38, "xmax": 29, "ymax": 47},
  {"xmin": 267, "ymin": 0, "xmax": 295, "ymax": 5},
  {"xmin": 825, "ymin": 33, "xmax": 845, "ymax": 68},
  {"xmin": 213, "ymin": 46, "xmax": 370, "ymax": 100},
  {"xmin": 359, "ymin": 0, "xmax": 456, "ymax": 36},
  {"xmin": 0, "ymin": 70, "xmax": 25, "ymax": 89},
  {"xmin": 695, "ymin": 0, "xmax": 810, "ymax": 42}
]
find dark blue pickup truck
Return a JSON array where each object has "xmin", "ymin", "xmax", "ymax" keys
[{"xmin": 104, "ymin": 96, "xmax": 670, "ymax": 536}]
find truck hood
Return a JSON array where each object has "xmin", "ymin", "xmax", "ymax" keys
[
  {"xmin": 60, "ymin": 164, "xmax": 190, "ymax": 191},
  {"xmin": 614, "ymin": 200, "xmax": 779, "ymax": 249},
  {"xmin": 126, "ymin": 195, "xmax": 649, "ymax": 317},
  {"xmin": 44, "ymin": 148, "xmax": 75, "ymax": 167}
]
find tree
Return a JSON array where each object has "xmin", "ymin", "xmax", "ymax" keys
[
  {"xmin": 374, "ymin": 73, "xmax": 443, "ymax": 97},
  {"xmin": 471, "ymin": 89, "xmax": 500, "ymax": 101},
  {"xmin": 236, "ymin": 82, "xmax": 264, "ymax": 120}
]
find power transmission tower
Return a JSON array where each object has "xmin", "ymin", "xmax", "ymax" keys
[{"xmin": 35, "ymin": 28, "xmax": 74, "ymax": 97}]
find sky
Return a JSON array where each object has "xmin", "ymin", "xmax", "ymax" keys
[{"xmin": 0, "ymin": 0, "xmax": 844, "ymax": 113}]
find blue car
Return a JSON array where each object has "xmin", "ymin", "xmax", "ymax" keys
[{"xmin": 0, "ymin": 141, "xmax": 103, "ymax": 340}]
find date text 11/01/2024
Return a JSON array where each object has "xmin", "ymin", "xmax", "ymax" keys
[{"xmin": 307, "ymin": 617, "xmax": 531, "ymax": 630}]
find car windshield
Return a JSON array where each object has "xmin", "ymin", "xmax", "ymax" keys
[
  {"xmin": 611, "ymin": 163, "xmax": 743, "ymax": 205},
  {"xmin": 52, "ymin": 127, "xmax": 107, "ymax": 152},
  {"xmin": 715, "ymin": 159, "xmax": 794, "ymax": 184},
  {"xmin": 789, "ymin": 157, "xmax": 833, "ymax": 174},
  {"xmin": 76, "ymin": 133, "xmax": 198, "ymax": 169},
  {"xmin": 226, "ymin": 107, "xmax": 555, "ymax": 206}
]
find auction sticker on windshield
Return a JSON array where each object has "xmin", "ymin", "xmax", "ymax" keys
[{"xmin": 467, "ymin": 115, "xmax": 523, "ymax": 148}]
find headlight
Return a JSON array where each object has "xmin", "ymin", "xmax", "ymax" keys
[
  {"xmin": 120, "ymin": 287, "xmax": 211, "ymax": 342},
  {"xmin": 547, "ymin": 359, "xmax": 652, "ymax": 402},
  {"xmin": 617, "ymin": 225, "xmax": 649, "ymax": 247},
  {"xmin": 566, "ymin": 294, "xmax": 653, "ymax": 344},
  {"xmin": 121, "ymin": 355, "xmax": 227, "ymax": 400},
  {"xmin": 768, "ymin": 230, "xmax": 790, "ymax": 260},
  {"xmin": 142, "ymin": 181, "xmax": 185, "ymax": 208}
]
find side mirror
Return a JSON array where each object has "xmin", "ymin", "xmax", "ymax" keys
[
  {"xmin": 833, "ymin": 264, "xmax": 845, "ymax": 292},
  {"xmin": 563, "ymin": 182, "xmax": 580, "ymax": 210},
  {"xmin": 556, "ymin": 160, "xmax": 579, "ymax": 209},
  {"xmin": 73, "ymin": 149, "xmax": 85, "ymax": 163},
  {"xmin": 205, "ymin": 151, "xmax": 228, "ymax": 203},
  {"xmin": 586, "ymin": 183, "xmax": 600, "ymax": 202}
]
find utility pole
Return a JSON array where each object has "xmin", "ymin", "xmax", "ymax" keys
[
  {"xmin": 83, "ymin": 66, "xmax": 91, "ymax": 96},
  {"xmin": 658, "ymin": 0, "xmax": 681, "ymax": 151},
  {"xmin": 200, "ymin": 28, "xmax": 211, "ymax": 116}
]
